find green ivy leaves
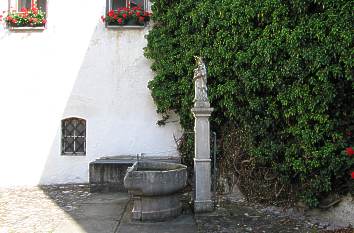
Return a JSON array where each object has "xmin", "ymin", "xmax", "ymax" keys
[{"xmin": 145, "ymin": 0, "xmax": 354, "ymax": 206}]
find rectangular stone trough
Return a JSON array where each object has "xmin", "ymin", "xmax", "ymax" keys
[{"xmin": 89, "ymin": 155, "xmax": 180, "ymax": 192}]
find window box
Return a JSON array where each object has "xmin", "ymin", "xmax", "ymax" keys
[
  {"xmin": 8, "ymin": 26, "xmax": 45, "ymax": 31},
  {"xmin": 1, "ymin": 0, "xmax": 47, "ymax": 29},
  {"xmin": 106, "ymin": 25, "xmax": 145, "ymax": 30},
  {"xmin": 102, "ymin": 0, "xmax": 151, "ymax": 28}
]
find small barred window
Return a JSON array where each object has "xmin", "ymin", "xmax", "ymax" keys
[{"xmin": 61, "ymin": 118, "xmax": 86, "ymax": 155}]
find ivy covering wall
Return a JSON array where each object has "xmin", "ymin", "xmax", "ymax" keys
[{"xmin": 145, "ymin": 0, "xmax": 354, "ymax": 207}]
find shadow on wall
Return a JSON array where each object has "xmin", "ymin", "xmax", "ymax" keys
[
  {"xmin": 34, "ymin": 17, "xmax": 182, "ymax": 232},
  {"xmin": 39, "ymin": 19, "xmax": 181, "ymax": 185}
]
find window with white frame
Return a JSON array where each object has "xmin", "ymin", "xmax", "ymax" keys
[
  {"xmin": 61, "ymin": 118, "xmax": 86, "ymax": 156},
  {"xmin": 9, "ymin": 0, "xmax": 47, "ymax": 12},
  {"xmin": 109, "ymin": 0, "xmax": 147, "ymax": 11},
  {"xmin": 5, "ymin": 0, "xmax": 47, "ymax": 28},
  {"xmin": 104, "ymin": 0, "xmax": 151, "ymax": 26}
]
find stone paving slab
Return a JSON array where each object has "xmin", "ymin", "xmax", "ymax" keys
[
  {"xmin": 116, "ymin": 201, "xmax": 197, "ymax": 233},
  {"xmin": 0, "ymin": 185, "xmax": 198, "ymax": 233},
  {"xmin": 2, "ymin": 185, "xmax": 346, "ymax": 233},
  {"xmin": 0, "ymin": 185, "xmax": 129, "ymax": 233}
]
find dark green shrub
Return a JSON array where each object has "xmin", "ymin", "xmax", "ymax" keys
[{"xmin": 145, "ymin": 0, "xmax": 354, "ymax": 207}]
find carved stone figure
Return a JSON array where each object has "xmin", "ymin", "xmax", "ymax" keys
[{"xmin": 193, "ymin": 56, "xmax": 209, "ymax": 106}]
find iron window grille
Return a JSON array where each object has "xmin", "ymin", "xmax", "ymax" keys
[{"xmin": 61, "ymin": 118, "xmax": 86, "ymax": 156}]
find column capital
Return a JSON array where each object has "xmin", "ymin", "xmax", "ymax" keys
[{"xmin": 191, "ymin": 107, "xmax": 214, "ymax": 117}]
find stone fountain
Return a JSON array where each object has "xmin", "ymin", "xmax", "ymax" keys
[{"xmin": 124, "ymin": 161, "xmax": 187, "ymax": 221}]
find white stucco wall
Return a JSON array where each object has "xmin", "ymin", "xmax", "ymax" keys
[{"xmin": 0, "ymin": 0, "xmax": 182, "ymax": 186}]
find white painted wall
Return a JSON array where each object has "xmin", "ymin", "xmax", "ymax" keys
[{"xmin": 0, "ymin": 0, "xmax": 182, "ymax": 186}]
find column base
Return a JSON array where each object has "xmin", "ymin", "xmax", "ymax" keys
[{"xmin": 194, "ymin": 199, "xmax": 214, "ymax": 213}]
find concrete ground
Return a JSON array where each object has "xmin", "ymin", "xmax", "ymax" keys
[
  {"xmin": 1, "ymin": 185, "xmax": 349, "ymax": 233},
  {"xmin": 0, "ymin": 185, "xmax": 197, "ymax": 233}
]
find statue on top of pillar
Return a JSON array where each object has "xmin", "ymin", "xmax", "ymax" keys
[{"xmin": 193, "ymin": 56, "xmax": 210, "ymax": 107}]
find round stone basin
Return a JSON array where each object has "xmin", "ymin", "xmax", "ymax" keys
[{"xmin": 124, "ymin": 161, "xmax": 187, "ymax": 221}]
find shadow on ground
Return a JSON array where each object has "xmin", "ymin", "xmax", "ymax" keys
[{"xmin": 39, "ymin": 184, "xmax": 198, "ymax": 233}]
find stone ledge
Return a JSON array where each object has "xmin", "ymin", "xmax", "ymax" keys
[
  {"xmin": 106, "ymin": 25, "xmax": 145, "ymax": 29},
  {"xmin": 8, "ymin": 26, "xmax": 45, "ymax": 31}
]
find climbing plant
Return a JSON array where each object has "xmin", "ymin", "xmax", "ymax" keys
[{"xmin": 145, "ymin": 0, "xmax": 354, "ymax": 207}]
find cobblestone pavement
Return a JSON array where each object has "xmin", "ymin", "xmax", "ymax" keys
[
  {"xmin": 0, "ymin": 185, "xmax": 93, "ymax": 233},
  {"xmin": 0, "ymin": 185, "xmax": 352, "ymax": 233},
  {"xmin": 195, "ymin": 199, "xmax": 313, "ymax": 233}
]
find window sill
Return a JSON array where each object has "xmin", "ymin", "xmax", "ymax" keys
[
  {"xmin": 8, "ymin": 26, "xmax": 46, "ymax": 31},
  {"xmin": 106, "ymin": 25, "xmax": 145, "ymax": 30},
  {"xmin": 61, "ymin": 153, "xmax": 86, "ymax": 156}
]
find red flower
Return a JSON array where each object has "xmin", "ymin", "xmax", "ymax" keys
[
  {"xmin": 144, "ymin": 11, "xmax": 149, "ymax": 17},
  {"xmin": 139, "ymin": 16, "xmax": 144, "ymax": 22},
  {"xmin": 108, "ymin": 10, "xmax": 114, "ymax": 17},
  {"xmin": 122, "ymin": 13, "xmax": 127, "ymax": 19},
  {"xmin": 345, "ymin": 147, "xmax": 354, "ymax": 157},
  {"xmin": 101, "ymin": 15, "xmax": 105, "ymax": 22},
  {"xmin": 351, "ymin": 171, "xmax": 354, "ymax": 179},
  {"xmin": 20, "ymin": 7, "xmax": 28, "ymax": 12},
  {"xmin": 42, "ymin": 19, "xmax": 47, "ymax": 24},
  {"xmin": 113, "ymin": 14, "xmax": 118, "ymax": 19},
  {"xmin": 32, "ymin": 7, "xmax": 38, "ymax": 14},
  {"xmin": 12, "ymin": 19, "xmax": 17, "ymax": 24},
  {"xmin": 6, "ymin": 16, "xmax": 12, "ymax": 21},
  {"xmin": 135, "ymin": 11, "xmax": 140, "ymax": 17},
  {"xmin": 117, "ymin": 18, "xmax": 123, "ymax": 24}
]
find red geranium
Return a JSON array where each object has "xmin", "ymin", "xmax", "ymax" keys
[
  {"xmin": 3, "ymin": 5, "xmax": 46, "ymax": 27},
  {"xmin": 103, "ymin": 2, "xmax": 151, "ymax": 26},
  {"xmin": 345, "ymin": 147, "xmax": 354, "ymax": 157},
  {"xmin": 351, "ymin": 171, "xmax": 354, "ymax": 179},
  {"xmin": 108, "ymin": 10, "xmax": 114, "ymax": 17}
]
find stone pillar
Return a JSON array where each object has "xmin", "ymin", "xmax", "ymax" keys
[
  {"xmin": 192, "ymin": 107, "xmax": 214, "ymax": 212},
  {"xmin": 192, "ymin": 57, "xmax": 214, "ymax": 212}
]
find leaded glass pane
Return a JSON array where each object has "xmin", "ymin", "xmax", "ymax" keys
[
  {"xmin": 112, "ymin": 0, "xmax": 126, "ymax": 9},
  {"xmin": 61, "ymin": 118, "xmax": 86, "ymax": 155},
  {"xmin": 18, "ymin": 0, "xmax": 31, "ymax": 11},
  {"xmin": 76, "ymin": 137, "xmax": 85, "ymax": 153},
  {"xmin": 63, "ymin": 137, "xmax": 74, "ymax": 153},
  {"xmin": 37, "ymin": 0, "xmax": 47, "ymax": 12},
  {"xmin": 76, "ymin": 121, "xmax": 86, "ymax": 136}
]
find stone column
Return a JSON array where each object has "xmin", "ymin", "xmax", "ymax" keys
[
  {"xmin": 192, "ymin": 57, "xmax": 214, "ymax": 212},
  {"xmin": 192, "ymin": 107, "xmax": 214, "ymax": 212}
]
